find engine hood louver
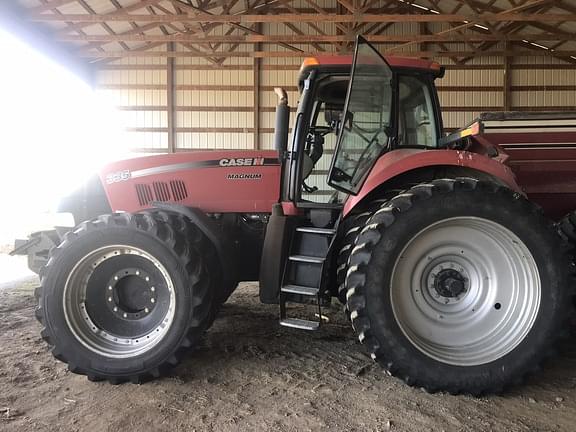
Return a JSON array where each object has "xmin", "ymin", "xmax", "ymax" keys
[{"xmin": 135, "ymin": 180, "xmax": 188, "ymax": 206}]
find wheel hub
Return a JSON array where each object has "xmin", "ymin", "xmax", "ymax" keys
[
  {"xmin": 106, "ymin": 268, "xmax": 156, "ymax": 319},
  {"xmin": 425, "ymin": 262, "xmax": 470, "ymax": 305},
  {"xmin": 434, "ymin": 268, "xmax": 467, "ymax": 298}
]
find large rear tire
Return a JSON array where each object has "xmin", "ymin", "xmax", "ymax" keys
[
  {"xmin": 336, "ymin": 210, "xmax": 376, "ymax": 304},
  {"xmin": 346, "ymin": 178, "xmax": 572, "ymax": 395},
  {"xmin": 556, "ymin": 211, "xmax": 576, "ymax": 331},
  {"xmin": 36, "ymin": 211, "xmax": 215, "ymax": 383},
  {"xmin": 336, "ymin": 199, "xmax": 391, "ymax": 303}
]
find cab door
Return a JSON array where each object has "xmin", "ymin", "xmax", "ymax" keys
[{"xmin": 328, "ymin": 36, "xmax": 395, "ymax": 195}]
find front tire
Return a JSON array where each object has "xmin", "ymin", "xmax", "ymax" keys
[
  {"xmin": 36, "ymin": 211, "xmax": 215, "ymax": 383},
  {"xmin": 346, "ymin": 178, "xmax": 572, "ymax": 395}
]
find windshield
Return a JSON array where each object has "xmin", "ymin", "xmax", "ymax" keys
[{"xmin": 328, "ymin": 37, "xmax": 393, "ymax": 194}]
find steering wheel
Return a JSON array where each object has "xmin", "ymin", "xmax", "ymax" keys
[
  {"xmin": 351, "ymin": 127, "xmax": 387, "ymax": 181},
  {"xmin": 310, "ymin": 125, "xmax": 333, "ymax": 136}
]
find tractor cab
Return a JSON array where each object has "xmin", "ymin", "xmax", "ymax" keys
[
  {"xmin": 263, "ymin": 37, "xmax": 446, "ymax": 329},
  {"xmin": 278, "ymin": 36, "xmax": 445, "ymax": 206}
]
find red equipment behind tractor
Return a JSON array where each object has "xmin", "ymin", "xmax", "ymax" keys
[{"xmin": 13, "ymin": 37, "xmax": 576, "ymax": 395}]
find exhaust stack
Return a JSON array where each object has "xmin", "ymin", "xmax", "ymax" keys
[{"xmin": 273, "ymin": 87, "xmax": 290, "ymax": 155}]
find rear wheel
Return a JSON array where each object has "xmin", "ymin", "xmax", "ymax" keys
[
  {"xmin": 36, "ymin": 211, "xmax": 215, "ymax": 383},
  {"xmin": 346, "ymin": 178, "xmax": 571, "ymax": 394}
]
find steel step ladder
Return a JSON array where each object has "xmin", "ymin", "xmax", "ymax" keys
[{"xmin": 279, "ymin": 225, "xmax": 336, "ymax": 330}]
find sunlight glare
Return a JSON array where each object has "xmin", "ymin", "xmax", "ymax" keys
[{"xmin": 0, "ymin": 29, "xmax": 129, "ymax": 244}]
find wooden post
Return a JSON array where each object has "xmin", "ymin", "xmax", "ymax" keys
[
  {"xmin": 420, "ymin": 22, "xmax": 427, "ymax": 59},
  {"xmin": 253, "ymin": 24, "xmax": 261, "ymax": 150},
  {"xmin": 503, "ymin": 42, "xmax": 512, "ymax": 112},
  {"xmin": 167, "ymin": 42, "xmax": 176, "ymax": 153}
]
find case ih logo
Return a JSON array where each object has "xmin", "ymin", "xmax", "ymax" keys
[{"xmin": 219, "ymin": 158, "xmax": 265, "ymax": 167}]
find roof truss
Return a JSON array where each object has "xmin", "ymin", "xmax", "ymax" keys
[{"xmin": 15, "ymin": 0, "xmax": 576, "ymax": 65}]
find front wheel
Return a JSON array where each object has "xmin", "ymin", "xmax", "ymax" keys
[
  {"xmin": 36, "ymin": 211, "xmax": 215, "ymax": 383},
  {"xmin": 346, "ymin": 178, "xmax": 572, "ymax": 395}
]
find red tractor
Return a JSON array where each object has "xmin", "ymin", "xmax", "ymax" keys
[{"xmin": 14, "ymin": 37, "xmax": 576, "ymax": 395}]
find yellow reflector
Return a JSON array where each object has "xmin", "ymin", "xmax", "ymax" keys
[{"xmin": 300, "ymin": 57, "xmax": 320, "ymax": 71}]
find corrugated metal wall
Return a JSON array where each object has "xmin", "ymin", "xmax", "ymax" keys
[
  {"xmin": 97, "ymin": 45, "xmax": 168, "ymax": 150},
  {"xmin": 94, "ymin": 12, "xmax": 576, "ymax": 165}
]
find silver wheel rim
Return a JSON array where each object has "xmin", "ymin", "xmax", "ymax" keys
[
  {"xmin": 63, "ymin": 245, "xmax": 176, "ymax": 359},
  {"xmin": 390, "ymin": 217, "xmax": 541, "ymax": 366}
]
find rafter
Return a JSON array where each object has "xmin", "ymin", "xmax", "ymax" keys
[
  {"xmin": 58, "ymin": 33, "xmax": 573, "ymax": 44},
  {"xmin": 455, "ymin": 1, "xmax": 555, "ymax": 63},
  {"xmin": 426, "ymin": 0, "xmax": 488, "ymax": 61},
  {"xmin": 30, "ymin": 13, "xmax": 576, "ymax": 24},
  {"xmin": 454, "ymin": 0, "xmax": 576, "ymax": 64},
  {"xmin": 38, "ymin": 0, "xmax": 106, "ymax": 54},
  {"xmin": 388, "ymin": 0, "xmax": 551, "ymax": 51},
  {"xmin": 16, "ymin": 0, "xmax": 576, "ymax": 66},
  {"xmin": 78, "ymin": 49, "xmax": 576, "ymax": 59},
  {"xmin": 336, "ymin": 0, "xmax": 356, "ymax": 14},
  {"xmin": 462, "ymin": 0, "xmax": 576, "ymax": 37},
  {"xmin": 302, "ymin": 0, "xmax": 349, "ymax": 35},
  {"xmin": 145, "ymin": 2, "xmax": 221, "ymax": 63},
  {"xmin": 87, "ymin": 41, "xmax": 166, "ymax": 65},
  {"xmin": 30, "ymin": 0, "xmax": 78, "ymax": 14},
  {"xmin": 76, "ymin": 0, "xmax": 132, "ymax": 51},
  {"xmin": 55, "ymin": 0, "xmax": 164, "ymax": 35},
  {"xmin": 163, "ymin": 0, "xmax": 304, "ymax": 53},
  {"xmin": 281, "ymin": 2, "xmax": 331, "ymax": 51}
]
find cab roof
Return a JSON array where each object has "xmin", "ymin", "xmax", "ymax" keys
[{"xmin": 299, "ymin": 55, "xmax": 444, "ymax": 79}]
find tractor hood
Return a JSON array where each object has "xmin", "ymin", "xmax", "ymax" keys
[{"xmin": 100, "ymin": 150, "xmax": 281, "ymax": 214}]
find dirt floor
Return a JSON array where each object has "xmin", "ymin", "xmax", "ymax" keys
[{"xmin": 1, "ymin": 256, "xmax": 576, "ymax": 432}]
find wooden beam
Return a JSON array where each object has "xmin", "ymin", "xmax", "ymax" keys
[
  {"xmin": 336, "ymin": 0, "xmax": 356, "ymax": 14},
  {"xmin": 29, "ymin": 13, "xmax": 576, "ymax": 23},
  {"xmin": 81, "ymin": 49, "xmax": 576, "ymax": 59},
  {"xmin": 97, "ymin": 63, "xmax": 576, "ymax": 72},
  {"xmin": 58, "ymin": 33, "xmax": 571, "ymax": 43},
  {"xmin": 167, "ymin": 42, "xmax": 176, "ymax": 153}
]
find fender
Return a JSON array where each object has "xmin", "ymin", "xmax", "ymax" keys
[
  {"xmin": 343, "ymin": 148, "xmax": 522, "ymax": 217},
  {"xmin": 151, "ymin": 202, "xmax": 236, "ymax": 288}
]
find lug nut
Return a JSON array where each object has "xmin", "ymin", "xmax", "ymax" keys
[
  {"xmin": 151, "ymin": 287, "xmax": 155, "ymax": 292},
  {"xmin": 123, "ymin": 313, "xmax": 128, "ymax": 318},
  {"xmin": 108, "ymin": 297, "xmax": 112, "ymax": 302},
  {"xmin": 151, "ymin": 298, "xmax": 155, "ymax": 304},
  {"xmin": 144, "ymin": 308, "xmax": 149, "ymax": 313},
  {"xmin": 113, "ymin": 307, "xmax": 118, "ymax": 312},
  {"xmin": 145, "ymin": 277, "xmax": 150, "ymax": 282},
  {"xmin": 136, "ymin": 271, "xmax": 140, "ymax": 275},
  {"xmin": 108, "ymin": 286, "xmax": 112, "ymax": 291},
  {"xmin": 114, "ymin": 276, "xmax": 119, "ymax": 281}
]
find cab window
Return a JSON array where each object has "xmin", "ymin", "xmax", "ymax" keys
[{"xmin": 397, "ymin": 76, "xmax": 438, "ymax": 148}]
